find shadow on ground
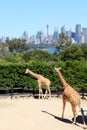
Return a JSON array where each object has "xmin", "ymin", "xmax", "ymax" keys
[
  {"xmin": 41, "ymin": 110, "xmax": 87, "ymax": 128},
  {"xmin": 41, "ymin": 110, "xmax": 72, "ymax": 124},
  {"xmin": 72, "ymin": 115, "xmax": 87, "ymax": 125}
]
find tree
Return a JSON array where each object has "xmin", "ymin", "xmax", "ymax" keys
[
  {"xmin": 0, "ymin": 43, "xmax": 9, "ymax": 57},
  {"xmin": 23, "ymin": 49, "xmax": 56, "ymax": 63},
  {"xmin": 55, "ymin": 33, "xmax": 71, "ymax": 52},
  {"xmin": 6, "ymin": 39, "xmax": 29, "ymax": 52},
  {"xmin": 5, "ymin": 52, "xmax": 23, "ymax": 62},
  {"xmin": 58, "ymin": 45, "xmax": 84, "ymax": 61},
  {"xmin": 81, "ymin": 44, "xmax": 87, "ymax": 60}
]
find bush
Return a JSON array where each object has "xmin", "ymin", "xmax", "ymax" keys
[
  {"xmin": 0, "ymin": 62, "xmax": 57, "ymax": 92},
  {"xmin": 0, "ymin": 60, "xmax": 87, "ymax": 93}
]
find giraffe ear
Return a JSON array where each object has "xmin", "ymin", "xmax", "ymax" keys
[{"xmin": 59, "ymin": 67, "xmax": 61, "ymax": 70}]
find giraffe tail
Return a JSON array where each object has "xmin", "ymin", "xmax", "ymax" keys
[{"xmin": 80, "ymin": 108, "xmax": 87, "ymax": 128}]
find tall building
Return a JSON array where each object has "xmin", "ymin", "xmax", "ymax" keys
[
  {"xmin": 61, "ymin": 25, "xmax": 66, "ymax": 34},
  {"xmin": 75, "ymin": 24, "xmax": 82, "ymax": 44},
  {"xmin": 22, "ymin": 31, "xmax": 29, "ymax": 42},
  {"xmin": 71, "ymin": 32, "xmax": 76, "ymax": 39},
  {"xmin": 0, "ymin": 36, "xmax": 7, "ymax": 43},
  {"xmin": 79, "ymin": 35, "xmax": 85, "ymax": 44},
  {"xmin": 46, "ymin": 24, "xmax": 49, "ymax": 37},
  {"xmin": 66, "ymin": 29, "xmax": 71, "ymax": 38},
  {"xmin": 71, "ymin": 32, "xmax": 76, "ymax": 44},
  {"xmin": 82, "ymin": 27, "xmax": 87, "ymax": 43},
  {"xmin": 36, "ymin": 30, "xmax": 45, "ymax": 44},
  {"xmin": 52, "ymin": 27, "xmax": 59, "ymax": 42}
]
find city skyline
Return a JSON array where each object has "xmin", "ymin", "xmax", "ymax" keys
[
  {"xmin": 0, "ymin": 0, "xmax": 87, "ymax": 37},
  {"xmin": 1, "ymin": 23, "xmax": 87, "ymax": 44}
]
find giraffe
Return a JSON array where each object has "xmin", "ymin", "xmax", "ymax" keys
[
  {"xmin": 25, "ymin": 68, "xmax": 51, "ymax": 99},
  {"xmin": 54, "ymin": 67, "xmax": 86, "ymax": 128}
]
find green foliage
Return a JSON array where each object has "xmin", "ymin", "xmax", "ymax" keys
[
  {"xmin": 6, "ymin": 39, "xmax": 29, "ymax": 52},
  {"xmin": 57, "ymin": 45, "xmax": 84, "ymax": 61},
  {"xmin": 23, "ymin": 49, "xmax": 56, "ymax": 63},
  {"xmin": 5, "ymin": 52, "xmax": 23, "ymax": 62},
  {"xmin": 0, "ymin": 62, "xmax": 56, "ymax": 91},
  {"xmin": 0, "ymin": 44, "xmax": 87, "ymax": 92},
  {"xmin": 81, "ymin": 44, "xmax": 87, "ymax": 60},
  {"xmin": 0, "ymin": 43, "xmax": 9, "ymax": 57},
  {"xmin": 61, "ymin": 60, "xmax": 87, "ymax": 88},
  {"xmin": 56, "ymin": 33, "xmax": 71, "ymax": 51}
]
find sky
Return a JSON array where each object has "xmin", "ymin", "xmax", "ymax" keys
[{"xmin": 0, "ymin": 0, "xmax": 87, "ymax": 38}]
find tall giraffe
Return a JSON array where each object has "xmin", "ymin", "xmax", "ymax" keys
[
  {"xmin": 54, "ymin": 67, "xmax": 86, "ymax": 128},
  {"xmin": 25, "ymin": 69, "xmax": 51, "ymax": 99}
]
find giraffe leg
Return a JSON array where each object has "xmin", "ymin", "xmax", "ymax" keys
[
  {"xmin": 44, "ymin": 90, "xmax": 48, "ymax": 99},
  {"xmin": 39, "ymin": 89, "xmax": 43, "ymax": 99},
  {"xmin": 38, "ymin": 82, "xmax": 43, "ymax": 99},
  {"xmin": 41, "ymin": 90, "xmax": 44, "ymax": 99},
  {"xmin": 62, "ymin": 98, "xmax": 66, "ymax": 119},
  {"xmin": 71, "ymin": 106, "xmax": 77, "ymax": 125},
  {"xmin": 49, "ymin": 89, "xmax": 51, "ymax": 98},
  {"xmin": 39, "ymin": 90, "xmax": 40, "ymax": 99}
]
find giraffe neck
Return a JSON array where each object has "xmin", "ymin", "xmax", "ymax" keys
[
  {"xmin": 57, "ymin": 70, "xmax": 68, "ymax": 88},
  {"xmin": 28, "ymin": 70, "xmax": 41, "ymax": 79}
]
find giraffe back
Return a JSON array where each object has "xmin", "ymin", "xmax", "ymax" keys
[{"xmin": 63, "ymin": 85, "xmax": 81, "ymax": 106}]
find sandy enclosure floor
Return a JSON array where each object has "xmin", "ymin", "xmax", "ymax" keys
[{"xmin": 0, "ymin": 97, "xmax": 87, "ymax": 130}]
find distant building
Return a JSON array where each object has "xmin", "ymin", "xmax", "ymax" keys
[
  {"xmin": 66, "ymin": 30, "xmax": 71, "ymax": 38},
  {"xmin": 36, "ymin": 30, "xmax": 45, "ymax": 44},
  {"xmin": 0, "ymin": 36, "xmax": 8, "ymax": 43},
  {"xmin": 71, "ymin": 32, "xmax": 76, "ymax": 44},
  {"xmin": 1, "ymin": 24, "xmax": 87, "ymax": 45},
  {"xmin": 79, "ymin": 35, "xmax": 85, "ymax": 44},
  {"xmin": 82, "ymin": 27, "xmax": 87, "ymax": 43},
  {"xmin": 75, "ymin": 24, "xmax": 82, "ymax": 44},
  {"xmin": 61, "ymin": 25, "xmax": 66, "ymax": 34},
  {"xmin": 29, "ymin": 35, "xmax": 35, "ymax": 43},
  {"xmin": 71, "ymin": 32, "xmax": 76, "ymax": 39},
  {"xmin": 52, "ymin": 27, "xmax": 59, "ymax": 43},
  {"xmin": 22, "ymin": 31, "xmax": 29, "ymax": 43}
]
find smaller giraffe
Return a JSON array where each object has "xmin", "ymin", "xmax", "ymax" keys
[
  {"xmin": 54, "ymin": 67, "xmax": 86, "ymax": 128},
  {"xmin": 25, "ymin": 69, "xmax": 51, "ymax": 99}
]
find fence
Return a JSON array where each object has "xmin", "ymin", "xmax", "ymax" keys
[{"xmin": 0, "ymin": 87, "xmax": 87, "ymax": 99}]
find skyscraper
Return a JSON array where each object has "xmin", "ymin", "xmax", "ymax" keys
[
  {"xmin": 66, "ymin": 29, "xmax": 71, "ymax": 38},
  {"xmin": 61, "ymin": 25, "xmax": 66, "ymax": 34},
  {"xmin": 82, "ymin": 27, "xmax": 87, "ymax": 43},
  {"xmin": 36, "ymin": 30, "xmax": 44, "ymax": 44},
  {"xmin": 52, "ymin": 27, "xmax": 59, "ymax": 42},
  {"xmin": 46, "ymin": 24, "xmax": 49, "ymax": 37},
  {"xmin": 22, "ymin": 31, "xmax": 29, "ymax": 42},
  {"xmin": 75, "ymin": 24, "xmax": 81, "ymax": 44}
]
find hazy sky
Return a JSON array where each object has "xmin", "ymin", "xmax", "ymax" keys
[{"xmin": 0, "ymin": 0, "xmax": 87, "ymax": 37}]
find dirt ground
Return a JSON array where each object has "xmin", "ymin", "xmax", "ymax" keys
[{"xmin": 0, "ymin": 96, "xmax": 87, "ymax": 130}]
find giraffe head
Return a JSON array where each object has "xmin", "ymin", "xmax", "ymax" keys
[
  {"xmin": 25, "ymin": 68, "xmax": 29, "ymax": 74},
  {"xmin": 53, "ymin": 67, "xmax": 61, "ymax": 72}
]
